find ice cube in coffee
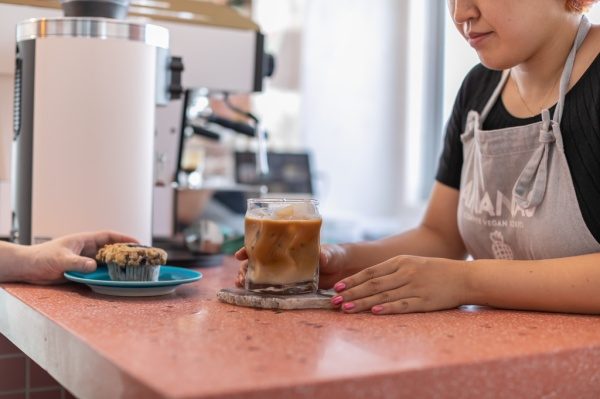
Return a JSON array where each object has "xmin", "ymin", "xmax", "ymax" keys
[{"xmin": 245, "ymin": 199, "xmax": 321, "ymax": 294}]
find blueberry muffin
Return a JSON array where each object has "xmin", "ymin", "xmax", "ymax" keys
[{"xmin": 96, "ymin": 243, "xmax": 167, "ymax": 282}]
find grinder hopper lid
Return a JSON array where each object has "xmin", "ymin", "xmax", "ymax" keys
[{"xmin": 60, "ymin": 0, "xmax": 130, "ymax": 19}]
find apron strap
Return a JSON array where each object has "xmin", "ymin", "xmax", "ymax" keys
[
  {"xmin": 460, "ymin": 111, "xmax": 488, "ymax": 208},
  {"xmin": 513, "ymin": 110, "xmax": 555, "ymax": 209},
  {"xmin": 512, "ymin": 15, "xmax": 590, "ymax": 209},
  {"xmin": 479, "ymin": 70, "xmax": 510, "ymax": 124},
  {"xmin": 460, "ymin": 110, "xmax": 479, "ymax": 140},
  {"xmin": 553, "ymin": 15, "xmax": 591, "ymax": 125}
]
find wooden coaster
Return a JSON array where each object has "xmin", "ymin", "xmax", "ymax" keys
[{"xmin": 217, "ymin": 287, "xmax": 335, "ymax": 310}]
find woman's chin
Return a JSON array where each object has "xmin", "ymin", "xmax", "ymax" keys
[{"xmin": 476, "ymin": 53, "xmax": 518, "ymax": 71}]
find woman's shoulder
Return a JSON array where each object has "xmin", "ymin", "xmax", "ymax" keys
[
  {"xmin": 586, "ymin": 24, "xmax": 600, "ymax": 67},
  {"xmin": 571, "ymin": 27, "xmax": 600, "ymax": 100},
  {"xmin": 571, "ymin": 24, "xmax": 600, "ymax": 87},
  {"xmin": 579, "ymin": 51, "xmax": 600, "ymax": 81},
  {"xmin": 585, "ymin": 24, "xmax": 600, "ymax": 53}
]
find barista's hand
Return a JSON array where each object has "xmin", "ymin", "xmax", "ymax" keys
[
  {"xmin": 234, "ymin": 248, "xmax": 249, "ymax": 288},
  {"xmin": 318, "ymin": 244, "xmax": 348, "ymax": 289},
  {"xmin": 330, "ymin": 255, "xmax": 468, "ymax": 314},
  {"xmin": 20, "ymin": 230, "xmax": 138, "ymax": 284},
  {"xmin": 234, "ymin": 244, "xmax": 348, "ymax": 289}
]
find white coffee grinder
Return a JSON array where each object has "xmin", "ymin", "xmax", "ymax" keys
[{"xmin": 12, "ymin": 0, "xmax": 182, "ymax": 245}]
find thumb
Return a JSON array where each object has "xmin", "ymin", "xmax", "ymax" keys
[
  {"xmin": 234, "ymin": 247, "xmax": 248, "ymax": 260},
  {"xmin": 320, "ymin": 247, "xmax": 330, "ymax": 267},
  {"xmin": 65, "ymin": 255, "xmax": 97, "ymax": 274}
]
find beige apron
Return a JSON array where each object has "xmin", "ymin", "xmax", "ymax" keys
[{"xmin": 457, "ymin": 16, "xmax": 600, "ymax": 260}]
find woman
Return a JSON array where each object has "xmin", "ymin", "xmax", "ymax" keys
[
  {"xmin": 237, "ymin": 0, "xmax": 600, "ymax": 315},
  {"xmin": 0, "ymin": 231, "xmax": 136, "ymax": 284}
]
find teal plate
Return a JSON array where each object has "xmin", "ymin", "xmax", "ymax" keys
[{"xmin": 64, "ymin": 266, "xmax": 202, "ymax": 297}]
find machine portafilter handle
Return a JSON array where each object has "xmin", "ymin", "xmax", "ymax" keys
[
  {"xmin": 190, "ymin": 125, "xmax": 221, "ymax": 141},
  {"xmin": 206, "ymin": 115, "xmax": 256, "ymax": 137}
]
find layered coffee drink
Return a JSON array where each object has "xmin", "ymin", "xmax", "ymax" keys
[{"xmin": 245, "ymin": 199, "xmax": 321, "ymax": 294}]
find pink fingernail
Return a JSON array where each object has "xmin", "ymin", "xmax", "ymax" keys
[
  {"xmin": 372, "ymin": 305, "xmax": 384, "ymax": 314},
  {"xmin": 331, "ymin": 296, "xmax": 343, "ymax": 305},
  {"xmin": 342, "ymin": 302, "xmax": 355, "ymax": 311},
  {"xmin": 334, "ymin": 282, "xmax": 346, "ymax": 292}
]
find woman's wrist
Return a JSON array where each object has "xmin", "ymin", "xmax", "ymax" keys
[
  {"xmin": 459, "ymin": 259, "xmax": 492, "ymax": 307},
  {"xmin": 336, "ymin": 242, "xmax": 362, "ymax": 277},
  {"xmin": 454, "ymin": 259, "xmax": 475, "ymax": 307},
  {"xmin": 334, "ymin": 240, "xmax": 402, "ymax": 277}
]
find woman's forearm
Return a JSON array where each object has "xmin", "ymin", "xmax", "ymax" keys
[
  {"xmin": 335, "ymin": 182, "xmax": 467, "ymax": 278},
  {"xmin": 338, "ymin": 224, "xmax": 468, "ymax": 278},
  {"xmin": 465, "ymin": 253, "xmax": 600, "ymax": 314}
]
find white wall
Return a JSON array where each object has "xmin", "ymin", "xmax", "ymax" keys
[
  {"xmin": 301, "ymin": 0, "xmax": 409, "ymax": 220},
  {"xmin": 588, "ymin": 5, "xmax": 600, "ymax": 23},
  {"xmin": 252, "ymin": 0, "xmax": 304, "ymax": 151}
]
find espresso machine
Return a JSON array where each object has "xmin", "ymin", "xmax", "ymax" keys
[
  {"xmin": 10, "ymin": 0, "xmax": 273, "ymax": 248},
  {"xmin": 11, "ymin": 0, "xmax": 180, "ymax": 245}
]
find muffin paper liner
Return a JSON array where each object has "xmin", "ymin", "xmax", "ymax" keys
[{"xmin": 107, "ymin": 263, "xmax": 161, "ymax": 282}]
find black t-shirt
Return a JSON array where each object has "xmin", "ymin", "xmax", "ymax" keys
[{"xmin": 436, "ymin": 54, "xmax": 600, "ymax": 243}]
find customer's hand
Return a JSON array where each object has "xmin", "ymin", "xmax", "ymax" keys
[
  {"xmin": 234, "ymin": 243, "xmax": 348, "ymax": 289},
  {"xmin": 21, "ymin": 230, "xmax": 138, "ymax": 284},
  {"xmin": 330, "ymin": 255, "xmax": 468, "ymax": 314}
]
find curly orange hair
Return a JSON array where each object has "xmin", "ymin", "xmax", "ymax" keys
[{"xmin": 566, "ymin": 0, "xmax": 599, "ymax": 12}]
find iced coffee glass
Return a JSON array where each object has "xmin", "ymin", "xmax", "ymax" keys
[{"xmin": 245, "ymin": 198, "xmax": 322, "ymax": 295}]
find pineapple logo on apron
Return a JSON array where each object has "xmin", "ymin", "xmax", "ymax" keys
[{"xmin": 490, "ymin": 230, "xmax": 514, "ymax": 260}]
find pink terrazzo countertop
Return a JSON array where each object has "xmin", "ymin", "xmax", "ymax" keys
[{"xmin": 2, "ymin": 257, "xmax": 600, "ymax": 398}]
